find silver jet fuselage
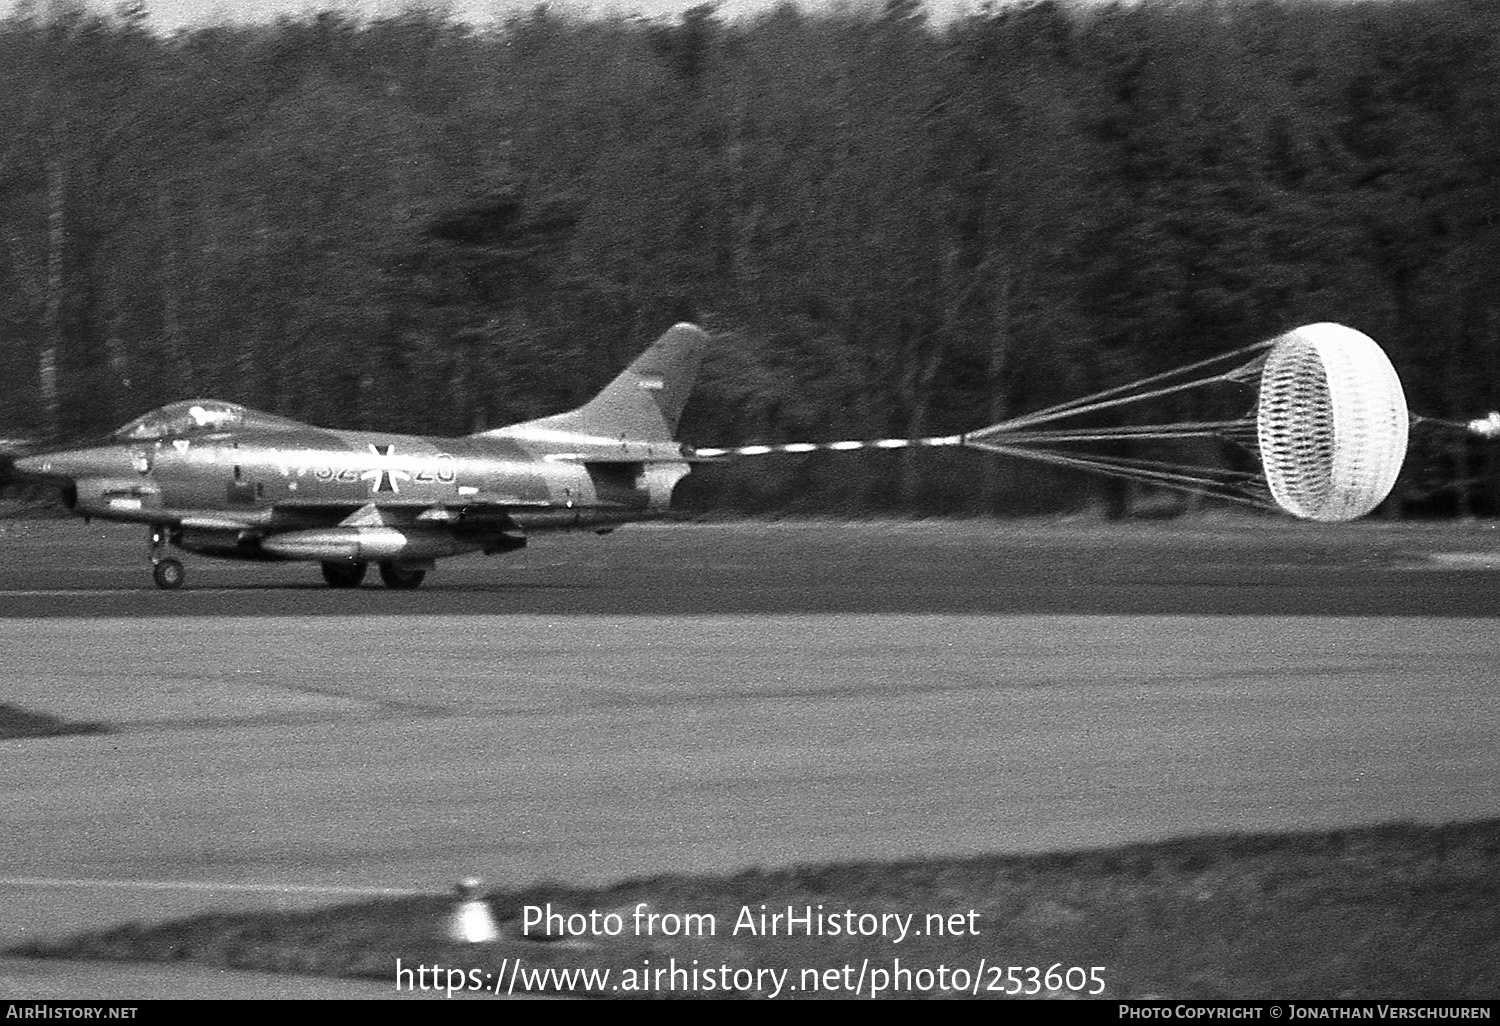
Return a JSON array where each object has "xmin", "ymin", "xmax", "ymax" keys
[{"xmin": 23, "ymin": 426, "xmax": 686, "ymax": 525}]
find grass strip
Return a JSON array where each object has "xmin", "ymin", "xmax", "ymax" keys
[{"xmin": 12, "ymin": 819, "xmax": 1498, "ymax": 999}]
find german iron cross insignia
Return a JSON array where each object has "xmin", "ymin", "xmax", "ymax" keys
[{"xmin": 362, "ymin": 444, "xmax": 411, "ymax": 494}]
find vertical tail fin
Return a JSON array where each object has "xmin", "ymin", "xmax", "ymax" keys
[{"xmin": 479, "ymin": 323, "xmax": 708, "ymax": 443}]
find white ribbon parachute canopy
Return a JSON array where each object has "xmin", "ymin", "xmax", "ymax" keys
[
  {"xmin": 1255, "ymin": 323, "xmax": 1408, "ymax": 522},
  {"xmin": 696, "ymin": 322, "xmax": 1412, "ymax": 522}
]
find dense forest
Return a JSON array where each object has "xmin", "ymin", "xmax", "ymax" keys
[{"xmin": 1, "ymin": 0, "xmax": 1497, "ymax": 515}]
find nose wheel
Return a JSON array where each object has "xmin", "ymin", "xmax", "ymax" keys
[
  {"xmin": 148, "ymin": 525, "xmax": 184, "ymax": 590},
  {"xmin": 152, "ymin": 558, "xmax": 185, "ymax": 590}
]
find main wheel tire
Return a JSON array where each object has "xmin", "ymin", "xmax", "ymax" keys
[
  {"xmin": 378, "ymin": 562, "xmax": 426, "ymax": 590},
  {"xmin": 152, "ymin": 559, "xmax": 185, "ymax": 590},
  {"xmin": 321, "ymin": 561, "xmax": 368, "ymax": 588}
]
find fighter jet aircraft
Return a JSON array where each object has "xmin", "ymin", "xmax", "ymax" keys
[{"xmin": 1, "ymin": 323, "xmax": 708, "ymax": 589}]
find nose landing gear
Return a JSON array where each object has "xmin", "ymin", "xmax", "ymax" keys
[
  {"xmin": 152, "ymin": 558, "xmax": 185, "ymax": 590},
  {"xmin": 148, "ymin": 525, "xmax": 184, "ymax": 590}
]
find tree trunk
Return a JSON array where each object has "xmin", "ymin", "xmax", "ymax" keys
[
  {"xmin": 158, "ymin": 188, "xmax": 191, "ymax": 397},
  {"xmin": 41, "ymin": 156, "xmax": 65, "ymax": 439},
  {"xmin": 899, "ymin": 344, "xmax": 943, "ymax": 510},
  {"xmin": 983, "ymin": 261, "xmax": 1014, "ymax": 513},
  {"xmin": 240, "ymin": 191, "xmax": 270, "ymax": 404}
]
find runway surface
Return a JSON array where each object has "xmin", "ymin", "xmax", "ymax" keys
[
  {"xmin": 0, "ymin": 518, "xmax": 1498, "ymax": 995},
  {"xmin": 0, "ymin": 517, "xmax": 1497, "ymax": 617}
]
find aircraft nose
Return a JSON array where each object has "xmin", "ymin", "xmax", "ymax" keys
[
  {"xmin": 12, "ymin": 453, "xmax": 46, "ymax": 476},
  {"xmin": 12, "ymin": 447, "xmax": 138, "ymax": 480}
]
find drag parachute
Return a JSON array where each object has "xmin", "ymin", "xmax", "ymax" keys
[
  {"xmin": 698, "ymin": 321, "xmax": 1419, "ymax": 522},
  {"xmin": 1255, "ymin": 324, "xmax": 1408, "ymax": 522}
]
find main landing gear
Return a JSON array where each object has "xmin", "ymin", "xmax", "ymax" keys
[
  {"xmin": 378, "ymin": 562, "xmax": 426, "ymax": 590},
  {"xmin": 319, "ymin": 560, "xmax": 426, "ymax": 589},
  {"xmin": 148, "ymin": 525, "xmax": 184, "ymax": 590},
  {"xmin": 321, "ymin": 561, "xmax": 368, "ymax": 588}
]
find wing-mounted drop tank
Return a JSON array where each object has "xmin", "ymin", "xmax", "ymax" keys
[{"xmin": 259, "ymin": 525, "xmax": 473, "ymax": 562}]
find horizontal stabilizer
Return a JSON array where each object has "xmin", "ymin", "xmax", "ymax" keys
[{"xmin": 542, "ymin": 445, "xmax": 691, "ymax": 464}]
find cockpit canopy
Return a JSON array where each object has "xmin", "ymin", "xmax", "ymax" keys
[{"xmin": 111, "ymin": 400, "xmax": 309, "ymax": 442}]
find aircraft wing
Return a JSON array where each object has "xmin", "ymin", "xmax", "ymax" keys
[
  {"xmin": 164, "ymin": 498, "xmax": 557, "ymax": 535},
  {"xmin": 265, "ymin": 495, "xmax": 556, "ymax": 511},
  {"xmin": 539, "ymin": 445, "xmax": 696, "ymax": 464},
  {"xmin": 179, "ymin": 515, "xmax": 262, "ymax": 531}
]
